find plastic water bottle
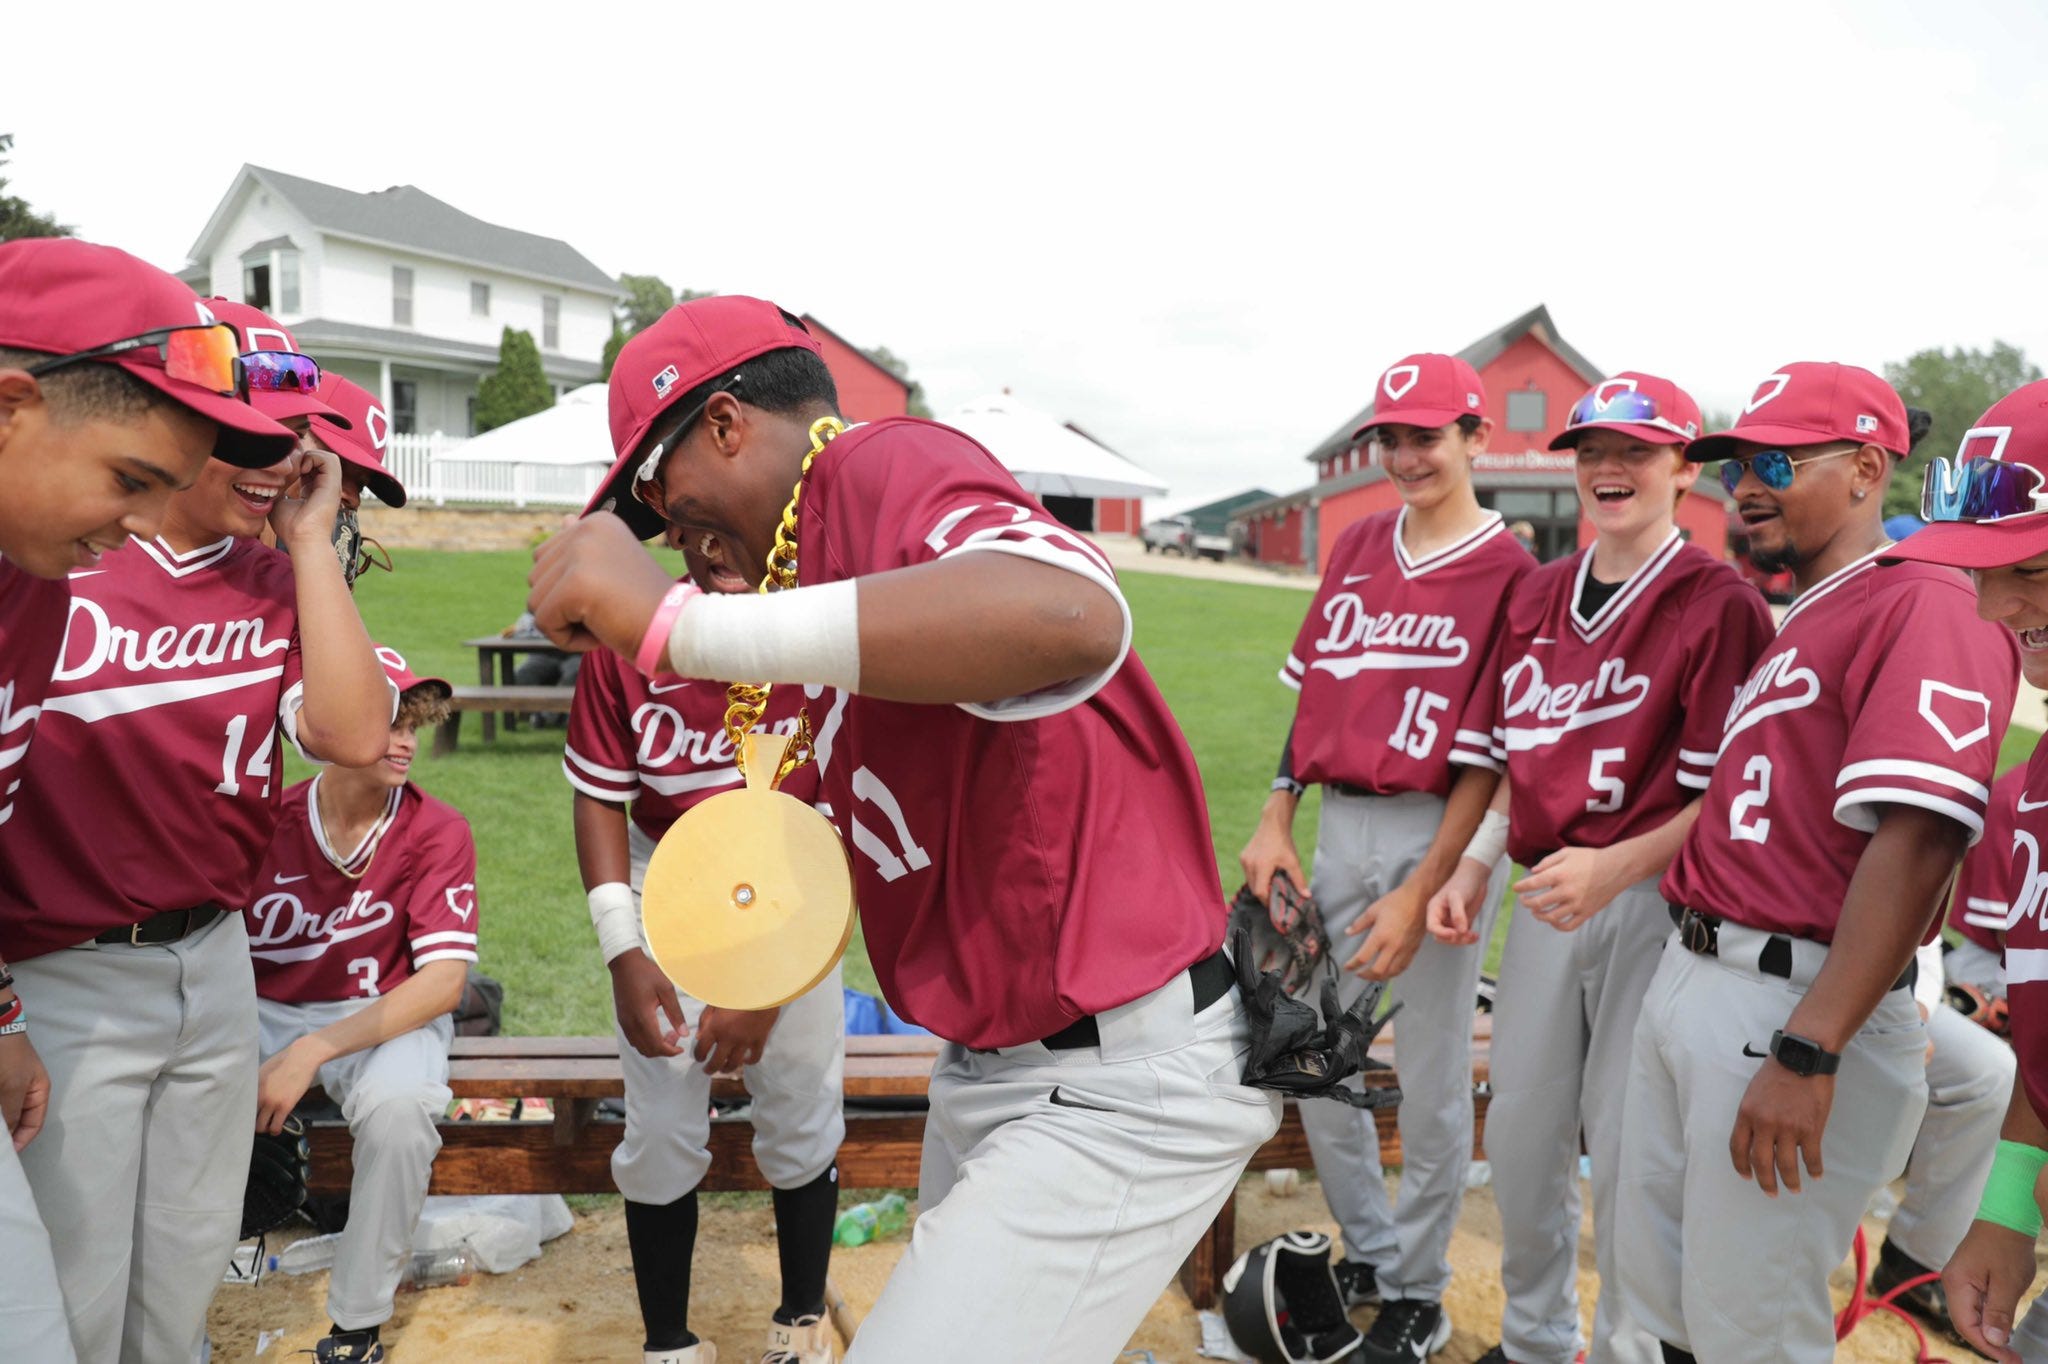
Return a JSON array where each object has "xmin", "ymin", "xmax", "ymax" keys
[
  {"xmin": 833, "ymin": 1193, "xmax": 909, "ymax": 1247},
  {"xmin": 398, "ymin": 1243, "xmax": 475, "ymax": 1291},
  {"xmin": 273, "ymin": 1232, "xmax": 342, "ymax": 1275}
]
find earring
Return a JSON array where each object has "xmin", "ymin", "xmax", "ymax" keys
[{"xmin": 1853, "ymin": 489, "xmax": 1867, "ymax": 501}]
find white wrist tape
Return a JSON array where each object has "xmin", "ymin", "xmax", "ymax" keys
[
  {"xmin": 587, "ymin": 882, "xmax": 644, "ymax": 965},
  {"xmin": 1462, "ymin": 808, "xmax": 1511, "ymax": 868},
  {"xmin": 666, "ymin": 580, "xmax": 861, "ymax": 693}
]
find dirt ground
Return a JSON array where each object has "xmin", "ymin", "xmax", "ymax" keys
[{"xmin": 206, "ymin": 1173, "xmax": 1996, "ymax": 1362}]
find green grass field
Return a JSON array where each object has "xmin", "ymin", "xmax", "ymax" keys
[{"xmin": 315, "ymin": 549, "xmax": 2042, "ymax": 1034}]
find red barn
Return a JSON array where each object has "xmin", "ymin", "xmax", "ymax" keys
[
  {"xmin": 802, "ymin": 314, "xmax": 912, "ymax": 424},
  {"xmin": 1233, "ymin": 305, "xmax": 1730, "ymax": 573}
]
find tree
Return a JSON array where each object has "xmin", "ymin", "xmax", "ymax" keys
[
  {"xmin": 1884, "ymin": 341, "xmax": 2043, "ymax": 517},
  {"xmin": 862, "ymin": 344, "xmax": 934, "ymax": 418},
  {"xmin": 0, "ymin": 134, "xmax": 72, "ymax": 242},
  {"xmin": 601, "ymin": 274, "xmax": 715, "ymax": 379},
  {"xmin": 474, "ymin": 327, "xmax": 554, "ymax": 433}
]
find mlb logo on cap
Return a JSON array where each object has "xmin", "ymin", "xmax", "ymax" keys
[
  {"xmin": 1857, "ymin": 414, "xmax": 1879, "ymax": 434},
  {"xmin": 653, "ymin": 364, "xmax": 680, "ymax": 400}
]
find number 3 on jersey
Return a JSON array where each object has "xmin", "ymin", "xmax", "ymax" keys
[
  {"xmin": 1729, "ymin": 755, "xmax": 1773, "ymax": 844},
  {"xmin": 1389, "ymin": 687, "xmax": 1449, "ymax": 760}
]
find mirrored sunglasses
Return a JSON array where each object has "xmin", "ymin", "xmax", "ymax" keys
[
  {"xmin": 1921, "ymin": 455, "xmax": 2048, "ymax": 523},
  {"xmin": 241, "ymin": 350, "xmax": 322, "ymax": 395},
  {"xmin": 26, "ymin": 323, "xmax": 244, "ymax": 399},
  {"xmin": 1717, "ymin": 446, "xmax": 1858, "ymax": 495},
  {"xmin": 1567, "ymin": 388, "xmax": 1695, "ymax": 442}
]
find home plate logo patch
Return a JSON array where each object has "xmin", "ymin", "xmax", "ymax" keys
[{"xmin": 1919, "ymin": 680, "xmax": 1991, "ymax": 752}]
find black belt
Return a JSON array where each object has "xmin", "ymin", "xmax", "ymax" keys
[
  {"xmin": 1325, "ymin": 782, "xmax": 1379, "ymax": 800},
  {"xmin": 1040, "ymin": 949, "xmax": 1235, "ymax": 1051},
  {"xmin": 1667, "ymin": 904, "xmax": 1915, "ymax": 993},
  {"xmin": 97, "ymin": 903, "xmax": 227, "ymax": 947}
]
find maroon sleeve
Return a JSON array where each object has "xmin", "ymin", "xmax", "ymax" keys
[
  {"xmin": 1836, "ymin": 573, "xmax": 2020, "ymax": 841},
  {"xmin": 403, "ymin": 804, "xmax": 479, "ymax": 969},
  {"xmin": 1676, "ymin": 576, "xmax": 1776, "ymax": 793},
  {"xmin": 563, "ymin": 647, "xmax": 637, "ymax": 803}
]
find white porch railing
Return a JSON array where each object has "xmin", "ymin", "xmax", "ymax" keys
[{"xmin": 380, "ymin": 433, "xmax": 607, "ymax": 510}]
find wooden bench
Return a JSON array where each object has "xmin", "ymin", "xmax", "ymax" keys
[
  {"xmin": 432, "ymin": 685, "xmax": 575, "ymax": 755},
  {"xmin": 304, "ymin": 1023, "xmax": 1492, "ymax": 1312}
]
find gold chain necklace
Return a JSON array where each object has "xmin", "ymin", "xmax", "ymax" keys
[{"xmin": 720, "ymin": 416, "xmax": 843, "ymax": 781}]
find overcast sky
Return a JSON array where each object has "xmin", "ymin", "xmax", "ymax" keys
[{"xmin": 10, "ymin": 0, "xmax": 2047, "ymax": 512}]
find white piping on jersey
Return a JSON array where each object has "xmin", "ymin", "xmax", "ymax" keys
[
  {"xmin": 137, "ymin": 536, "xmax": 237, "ymax": 578},
  {"xmin": 411, "ymin": 930, "xmax": 478, "ymax": 949},
  {"xmin": 1833, "ymin": 786, "xmax": 1984, "ymax": 838},
  {"xmin": 1569, "ymin": 527, "xmax": 1683, "ymax": 642},
  {"xmin": 1963, "ymin": 896, "xmax": 2010, "ymax": 930},
  {"xmin": 1391, "ymin": 507, "xmax": 1507, "ymax": 580},
  {"xmin": 1835, "ymin": 758, "xmax": 1989, "ymax": 803},
  {"xmin": 42, "ymin": 665, "xmax": 285, "ymax": 723},
  {"xmin": 308, "ymin": 774, "xmax": 402, "ymax": 876},
  {"xmin": 564, "ymin": 745, "xmax": 636, "ymax": 785},
  {"xmin": 1777, "ymin": 542, "xmax": 1894, "ymax": 631},
  {"xmin": 2008, "ymin": 948, "xmax": 2048, "ymax": 986},
  {"xmin": 1679, "ymin": 747, "xmax": 1719, "ymax": 766}
]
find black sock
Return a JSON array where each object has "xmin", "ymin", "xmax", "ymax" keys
[
  {"xmin": 771, "ymin": 1164, "xmax": 839, "ymax": 1319},
  {"xmin": 625, "ymin": 1192, "xmax": 700, "ymax": 1351}
]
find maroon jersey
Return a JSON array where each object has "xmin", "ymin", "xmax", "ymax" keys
[
  {"xmin": 0, "ymin": 558, "xmax": 69, "ymax": 837},
  {"xmin": 794, "ymin": 416, "xmax": 1218, "ymax": 1049},
  {"xmin": 249, "ymin": 780, "xmax": 478, "ymax": 1002},
  {"xmin": 0, "ymin": 536, "xmax": 306, "ymax": 959},
  {"xmin": 562, "ymin": 641, "xmax": 823, "ymax": 840},
  {"xmin": 1282, "ymin": 509, "xmax": 1534, "ymax": 795},
  {"xmin": 1950, "ymin": 766, "xmax": 2026, "ymax": 955},
  {"xmin": 1662, "ymin": 550, "xmax": 2019, "ymax": 943},
  {"xmin": 1998, "ymin": 742, "xmax": 2048, "ymax": 1120},
  {"xmin": 1474, "ymin": 533, "xmax": 1774, "ymax": 865}
]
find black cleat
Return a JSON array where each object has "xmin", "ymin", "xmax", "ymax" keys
[
  {"xmin": 1333, "ymin": 1257, "xmax": 1382, "ymax": 1308},
  {"xmin": 311, "ymin": 1328, "xmax": 385, "ymax": 1363},
  {"xmin": 1870, "ymin": 1237, "xmax": 1957, "ymax": 1341},
  {"xmin": 1359, "ymin": 1299, "xmax": 1451, "ymax": 1362}
]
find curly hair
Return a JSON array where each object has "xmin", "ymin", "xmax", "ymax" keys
[{"xmin": 396, "ymin": 683, "xmax": 453, "ymax": 733}]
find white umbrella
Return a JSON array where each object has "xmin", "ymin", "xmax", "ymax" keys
[
  {"xmin": 446, "ymin": 383, "xmax": 615, "ymax": 467},
  {"xmin": 943, "ymin": 392, "xmax": 1168, "ymax": 499}
]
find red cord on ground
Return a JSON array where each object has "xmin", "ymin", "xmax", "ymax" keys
[{"xmin": 1835, "ymin": 1226, "xmax": 1952, "ymax": 1363}]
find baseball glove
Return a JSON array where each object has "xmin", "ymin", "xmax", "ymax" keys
[
  {"xmin": 1231, "ymin": 922, "xmax": 1400, "ymax": 1109},
  {"xmin": 243, "ymin": 1114, "xmax": 312, "ymax": 1241},
  {"xmin": 1945, "ymin": 980, "xmax": 2011, "ymax": 1036},
  {"xmin": 1226, "ymin": 872, "xmax": 1330, "ymax": 997}
]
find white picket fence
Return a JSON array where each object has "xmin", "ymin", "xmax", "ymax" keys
[{"xmin": 381, "ymin": 433, "xmax": 606, "ymax": 510}]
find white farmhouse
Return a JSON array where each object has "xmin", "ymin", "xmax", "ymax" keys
[{"xmin": 180, "ymin": 164, "xmax": 624, "ymax": 437}]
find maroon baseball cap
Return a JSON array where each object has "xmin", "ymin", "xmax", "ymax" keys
[
  {"xmin": 203, "ymin": 297, "xmax": 348, "ymax": 431},
  {"xmin": 372, "ymin": 643, "xmax": 452, "ymax": 705},
  {"xmin": 1353, "ymin": 353, "xmax": 1487, "ymax": 437},
  {"xmin": 1883, "ymin": 380, "xmax": 2048, "ymax": 571},
  {"xmin": 308, "ymin": 376, "xmax": 406, "ymax": 507},
  {"xmin": 586, "ymin": 296, "xmax": 823, "ymax": 540},
  {"xmin": 1688, "ymin": 362, "xmax": 1909, "ymax": 463},
  {"xmin": 0, "ymin": 238, "xmax": 297, "ymax": 468},
  {"xmin": 1549, "ymin": 372, "xmax": 1703, "ymax": 451}
]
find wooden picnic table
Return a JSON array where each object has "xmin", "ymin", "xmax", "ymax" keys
[{"xmin": 461, "ymin": 635, "xmax": 572, "ymax": 741}]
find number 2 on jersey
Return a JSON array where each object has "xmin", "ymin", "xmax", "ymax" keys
[
  {"xmin": 1728, "ymin": 755, "xmax": 1773, "ymax": 844},
  {"xmin": 1388, "ymin": 687, "xmax": 1450, "ymax": 760}
]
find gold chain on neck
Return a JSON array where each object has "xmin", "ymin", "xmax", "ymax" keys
[{"xmin": 722, "ymin": 416, "xmax": 843, "ymax": 781}]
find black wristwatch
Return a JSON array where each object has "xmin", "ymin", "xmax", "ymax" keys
[{"xmin": 1769, "ymin": 1030, "xmax": 1842, "ymax": 1077}]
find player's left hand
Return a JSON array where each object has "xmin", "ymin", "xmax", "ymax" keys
[
  {"xmin": 270, "ymin": 443, "xmax": 344, "ymax": 550},
  {"xmin": 692, "ymin": 1005, "xmax": 782, "ymax": 1078},
  {"xmin": 1943, "ymin": 1217, "xmax": 2036, "ymax": 1362},
  {"xmin": 527, "ymin": 515, "xmax": 675, "ymax": 656},
  {"xmin": 1729, "ymin": 1059, "xmax": 1833, "ymax": 1196},
  {"xmin": 1344, "ymin": 879, "xmax": 1429, "ymax": 982},
  {"xmin": 255, "ymin": 1043, "xmax": 322, "ymax": 1136},
  {"xmin": 1517, "ymin": 846, "xmax": 1626, "ymax": 932},
  {"xmin": 0, "ymin": 1031, "xmax": 51, "ymax": 1152}
]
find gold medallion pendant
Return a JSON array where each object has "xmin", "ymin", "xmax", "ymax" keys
[
  {"xmin": 642, "ymin": 730, "xmax": 854, "ymax": 1010},
  {"xmin": 638, "ymin": 416, "xmax": 856, "ymax": 1011}
]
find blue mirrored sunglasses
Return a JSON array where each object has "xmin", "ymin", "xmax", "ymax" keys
[
  {"xmin": 1568, "ymin": 388, "xmax": 1696, "ymax": 442},
  {"xmin": 1717, "ymin": 447, "xmax": 1858, "ymax": 495},
  {"xmin": 1921, "ymin": 455, "xmax": 2048, "ymax": 523},
  {"xmin": 241, "ymin": 350, "xmax": 322, "ymax": 394}
]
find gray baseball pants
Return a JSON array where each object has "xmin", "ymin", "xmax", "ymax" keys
[{"xmin": 1300, "ymin": 787, "xmax": 1503, "ymax": 1302}]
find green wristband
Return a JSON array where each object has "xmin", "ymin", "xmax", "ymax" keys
[{"xmin": 1977, "ymin": 1140, "xmax": 2048, "ymax": 1238}]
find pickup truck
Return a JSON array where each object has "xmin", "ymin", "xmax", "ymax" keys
[{"xmin": 1140, "ymin": 516, "xmax": 1231, "ymax": 560}]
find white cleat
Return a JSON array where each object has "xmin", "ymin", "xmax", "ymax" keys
[{"xmin": 762, "ymin": 1312, "xmax": 837, "ymax": 1363}]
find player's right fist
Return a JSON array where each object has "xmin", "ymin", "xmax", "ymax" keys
[
  {"xmin": 528, "ymin": 515, "xmax": 675, "ymax": 659},
  {"xmin": 1239, "ymin": 797, "xmax": 1306, "ymax": 903},
  {"xmin": 609, "ymin": 948, "xmax": 687, "ymax": 1060}
]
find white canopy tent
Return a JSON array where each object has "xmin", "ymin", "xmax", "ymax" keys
[
  {"xmin": 942, "ymin": 392, "xmax": 1167, "ymax": 500},
  {"xmin": 408, "ymin": 382, "xmax": 616, "ymax": 508}
]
